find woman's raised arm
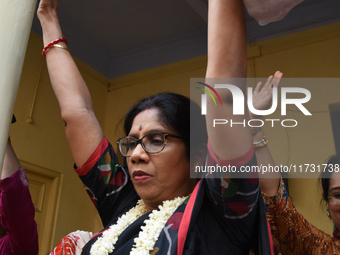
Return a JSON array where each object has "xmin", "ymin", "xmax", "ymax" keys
[
  {"xmin": 205, "ymin": 0, "xmax": 251, "ymax": 160},
  {"xmin": 251, "ymin": 71, "xmax": 283, "ymax": 195},
  {"xmin": 37, "ymin": 0, "xmax": 104, "ymax": 167}
]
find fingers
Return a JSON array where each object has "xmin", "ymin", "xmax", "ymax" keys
[
  {"xmin": 274, "ymin": 70, "xmax": 282, "ymax": 78},
  {"xmin": 254, "ymin": 74, "xmax": 274, "ymax": 94},
  {"xmin": 254, "ymin": 81, "xmax": 262, "ymax": 93},
  {"xmin": 255, "ymin": 75, "xmax": 273, "ymax": 94},
  {"xmin": 263, "ymin": 75, "xmax": 273, "ymax": 90},
  {"xmin": 38, "ymin": 0, "xmax": 59, "ymax": 12},
  {"xmin": 254, "ymin": 71, "xmax": 282, "ymax": 95},
  {"xmin": 272, "ymin": 71, "xmax": 283, "ymax": 89}
]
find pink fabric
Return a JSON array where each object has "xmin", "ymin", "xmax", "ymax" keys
[
  {"xmin": 207, "ymin": 139, "xmax": 255, "ymax": 168},
  {"xmin": 177, "ymin": 180, "xmax": 201, "ymax": 255},
  {"xmin": 0, "ymin": 168, "xmax": 38, "ymax": 255},
  {"xmin": 266, "ymin": 217, "xmax": 275, "ymax": 254}
]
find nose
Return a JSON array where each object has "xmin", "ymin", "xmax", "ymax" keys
[{"xmin": 130, "ymin": 143, "xmax": 149, "ymax": 163}]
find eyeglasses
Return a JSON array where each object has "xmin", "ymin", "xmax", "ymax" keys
[
  {"xmin": 116, "ymin": 131, "xmax": 182, "ymax": 157},
  {"xmin": 328, "ymin": 194, "xmax": 340, "ymax": 205}
]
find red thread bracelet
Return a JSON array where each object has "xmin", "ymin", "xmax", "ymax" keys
[{"xmin": 42, "ymin": 37, "xmax": 68, "ymax": 58}]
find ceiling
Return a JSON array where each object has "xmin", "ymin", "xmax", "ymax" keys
[{"xmin": 31, "ymin": 0, "xmax": 340, "ymax": 79}]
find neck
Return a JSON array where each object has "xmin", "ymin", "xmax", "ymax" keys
[
  {"xmin": 144, "ymin": 193, "xmax": 192, "ymax": 212},
  {"xmin": 144, "ymin": 199, "xmax": 171, "ymax": 212},
  {"xmin": 142, "ymin": 181, "xmax": 196, "ymax": 212}
]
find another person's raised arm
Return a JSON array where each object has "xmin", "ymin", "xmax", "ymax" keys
[
  {"xmin": 1, "ymin": 140, "xmax": 21, "ymax": 180},
  {"xmin": 37, "ymin": 0, "xmax": 103, "ymax": 167},
  {"xmin": 250, "ymin": 71, "xmax": 282, "ymax": 195}
]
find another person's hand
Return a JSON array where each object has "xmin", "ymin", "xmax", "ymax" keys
[{"xmin": 250, "ymin": 71, "xmax": 283, "ymax": 120}]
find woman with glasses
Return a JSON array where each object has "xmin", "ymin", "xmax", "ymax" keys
[
  {"xmin": 38, "ymin": 0, "xmax": 273, "ymax": 254},
  {"xmin": 259, "ymin": 155, "xmax": 340, "ymax": 254}
]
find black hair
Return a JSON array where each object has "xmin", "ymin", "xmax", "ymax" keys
[
  {"xmin": 319, "ymin": 154, "xmax": 340, "ymax": 203},
  {"xmin": 123, "ymin": 92, "xmax": 207, "ymax": 159}
]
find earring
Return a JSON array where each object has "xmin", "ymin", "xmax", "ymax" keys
[{"xmin": 327, "ymin": 208, "xmax": 332, "ymax": 219}]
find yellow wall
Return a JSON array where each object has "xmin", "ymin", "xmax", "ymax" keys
[{"xmin": 9, "ymin": 21, "xmax": 340, "ymax": 252}]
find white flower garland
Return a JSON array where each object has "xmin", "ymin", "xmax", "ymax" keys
[{"xmin": 90, "ymin": 196, "xmax": 188, "ymax": 255}]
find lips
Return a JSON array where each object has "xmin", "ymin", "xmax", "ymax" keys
[{"xmin": 132, "ymin": 170, "xmax": 152, "ymax": 182}]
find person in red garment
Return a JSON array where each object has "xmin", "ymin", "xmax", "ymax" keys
[{"xmin": 0, "ymin": 118, "xmax": 38, "ymax": 255}]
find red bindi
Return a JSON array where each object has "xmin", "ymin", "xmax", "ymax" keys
[{"xmin": 139, "ymin": 125, "xmax": 142, "ymax": 131}]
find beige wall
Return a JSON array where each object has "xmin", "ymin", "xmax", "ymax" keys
[{"xmin": 8, "ymin": 21, "xmax": 340, "ymax": 252}]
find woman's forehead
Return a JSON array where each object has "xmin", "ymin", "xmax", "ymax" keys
[
  {"xmin": 130, "ymin": 109, "xmax": 168, "ymax": 134},
  {"xmin": 329, "ymin": 174, "xmax": 340, "ymax": 190},
  {"xmin": 133, "ymin": 109, "xmax": 161, "ymax": 125}
]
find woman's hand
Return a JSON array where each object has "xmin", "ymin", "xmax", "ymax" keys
[
  {"xmin": 250, "ymin": 71, "xmax": 283, "ymax": 120},
  {"xmin": 37, "ymin": 0, "xmax": 62, "ymax": 46},
  {"xmin": 37, "ymin": 0, "xmax": 59, "ymax": 18}
]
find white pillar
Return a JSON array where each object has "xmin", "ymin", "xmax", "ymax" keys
[{"xmin": 0, "ymin": 0, "xmax": 37, "ymax": 174}]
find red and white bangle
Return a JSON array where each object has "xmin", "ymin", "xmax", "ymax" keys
[{"xmin": 42, "ymin": 37, "xmax": 68, "ymax": 58}]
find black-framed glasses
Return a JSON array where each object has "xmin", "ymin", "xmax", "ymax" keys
[
  {"xmin": 116, "ymin": 131, "xmax": 183, "ymax": 157},
  {"xmin": 328, "ymin": 194, "xmax": 340, "ymax": 205}
]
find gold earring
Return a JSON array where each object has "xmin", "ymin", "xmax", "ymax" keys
[{"xmin": 327, "ymin": 208, "xmax": 332, "ymax": 219}]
